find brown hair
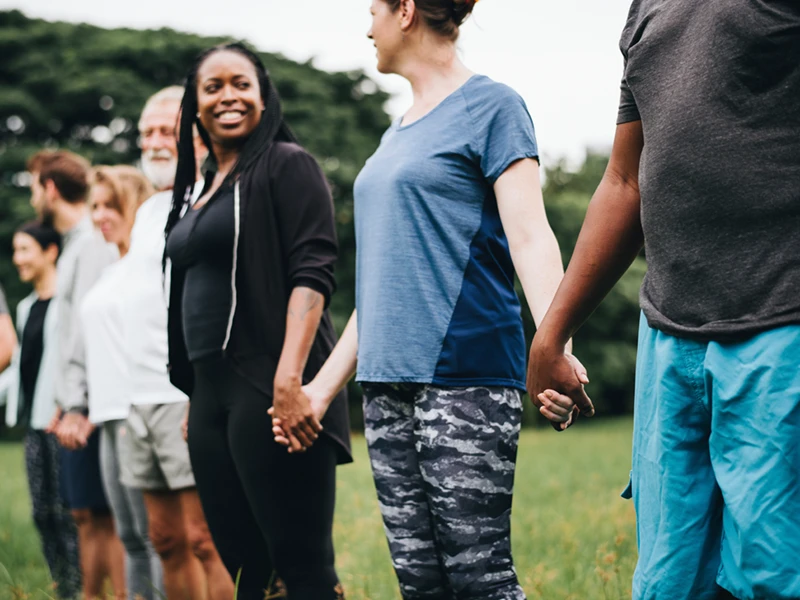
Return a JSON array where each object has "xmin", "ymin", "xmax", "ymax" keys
[
  {"xmin": 90, "ymin": 166, "xmax": 154, "ymax": 224},
  {"xmin": 26, "ymin": 150, "xmax": 91, "ymax": 204},
  {"xmin": 384, "ymin": 0, "xmax": 477, "ymax": 40}
]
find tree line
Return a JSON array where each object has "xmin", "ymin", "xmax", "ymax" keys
[{"xmin": 0, "ymin": 10, "xmax": 644, "ymax": 427}]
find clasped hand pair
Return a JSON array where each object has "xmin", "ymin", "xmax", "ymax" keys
[
  {"xmin": 45, "ymin": 408, "xmax": 96, "ymax": 450},
  {"xmin": 268, "ymin": 375, "xmax": 328, "ymax": 454},
  {"xmin": 527, "ymin": 342, "xmax": 595, "ymax": 431}
]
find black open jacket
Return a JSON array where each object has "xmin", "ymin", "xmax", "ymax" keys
[{"xmin": 167, "ymin": 142, "xmax": 352, "ymax": 464}]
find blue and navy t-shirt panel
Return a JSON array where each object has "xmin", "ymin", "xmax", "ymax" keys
[{"xmin": 353, "ymin": 75, "xmax": 538, "ymax": 390}]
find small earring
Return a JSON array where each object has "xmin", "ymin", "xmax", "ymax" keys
[{"xmin": 196, "ymin": 112, "xmax": 200, "ymax": 119}]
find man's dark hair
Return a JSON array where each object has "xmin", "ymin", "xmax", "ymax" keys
[
  {"xmin": 26, "ymin": 150, "xmax": 90, "ymax": 204},
  {"xmin": 163, "ymin": 42, "xmax": 296, "ymax": 270}
]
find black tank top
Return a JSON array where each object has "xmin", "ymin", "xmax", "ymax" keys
[{"xmin": 166, "ymin": 186, "xmax": 235, "ymax": 361}]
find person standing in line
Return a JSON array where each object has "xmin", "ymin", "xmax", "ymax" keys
[
  {"xmin": 27, "ymin": 150, "xmax": 126, "ymax": 600},
  {"xmin": 164, "ymin": 43, "xmax": 351, "ymax": 599},
  {"xmin": 119, "ymin": 86, "xmax": 234, "ymax": 600},
  {"xmin": 80, "ymin": 165, "xmax": 164, "ymax": 600},
  {"xmin": 0, "ymin": 284, "xmax": 16, "ymax": 373},
  {"xmin": 3, "ymin": 222, "xmax": 82, "ymax": 599},
  {"xmin": 527, "ymin": 2, "xmax": 800, "ymax": 600},
  {"xmin": 272, "ymin": 1, "xmax": 586, "ymax": 598}
]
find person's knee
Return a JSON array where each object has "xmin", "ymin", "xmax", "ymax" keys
[
  {"xmin": 115, "ymin": 518, "xmax": 146, "ymax": 553},
  {"xmin": 186, "ymin": 521, "xmax": 217, "ymax": 564},
  {"xmin": 148, "ymin": 519, "xmax": 188, "ymax": 562}
]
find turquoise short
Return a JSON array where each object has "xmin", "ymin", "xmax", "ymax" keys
[{"xmin": 624, "ymin": 314, "xmax": 800, "ymax": 600}]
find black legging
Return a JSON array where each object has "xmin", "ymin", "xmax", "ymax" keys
[{"xmin": 188, "ymin": 357, "xmax": 341, "ymax": 600}]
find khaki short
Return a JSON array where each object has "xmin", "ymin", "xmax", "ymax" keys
[{"xmin": 118, "ymin": 402, "xmax": 195, "ymax": 491}]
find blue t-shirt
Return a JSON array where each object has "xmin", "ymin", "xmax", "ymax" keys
[{"xmin": 354, "ymin": 74, "xmax": 539, "ymax": 391}]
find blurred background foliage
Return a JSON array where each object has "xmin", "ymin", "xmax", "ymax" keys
[{"xmin": 0, "ymin": 10, "xmax": 644, "ymax": 430}]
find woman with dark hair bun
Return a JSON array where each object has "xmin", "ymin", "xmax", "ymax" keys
[
  {"xmin": 164, "ymin": 42, "xmax": 351, "ymax": 600},
  {"xmin": 272, "ymin": 1, "xmax": 588, "ymax": 598}
]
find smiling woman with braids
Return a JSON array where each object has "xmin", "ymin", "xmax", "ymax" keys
[{"xmin": 163, "ymin": 42, "xmax": 351, "ymax": 600}]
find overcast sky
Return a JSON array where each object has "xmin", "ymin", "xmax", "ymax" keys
[{"xmin": 5, "ymin": 0, "xmax": 632, "ymax": 164}]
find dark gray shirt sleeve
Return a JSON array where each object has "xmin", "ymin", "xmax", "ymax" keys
[
  {"xmin": 617, "ymin": 66, "xmax": 641, "ymax": 125},
  {"xmin": 617, "ymin": 1, "xmax": 642, "ymax": 125}
]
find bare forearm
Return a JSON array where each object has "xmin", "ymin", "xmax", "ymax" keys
[
  {"xmin": 312, "ymin": 310, "xmax": 358, "ymax": 401},
  {"xmin": 276, "ymin": 287, "xmax": 325, "ymax": 381},
  {"xmin": 0, "ymin": 315, "xmax": 15, "ymax": 371},
  {"xmin": 537, "ymin": 178, "xmax": 643, "ymax": 349},
  {"xmin": 513, "ymin": 228, "xmax": 564, "ymax": 327},
  {"xmin": 513, "ymin": 230, "xmax": 573, "ymax": 353}
]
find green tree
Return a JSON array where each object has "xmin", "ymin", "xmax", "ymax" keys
[
  {"xmin": 0, "ymin": 10, "xmax": 389, "ymax": 327},
  {"xmin": 0, "ymin": 10, "xmax": 644, "ymax": 429}
]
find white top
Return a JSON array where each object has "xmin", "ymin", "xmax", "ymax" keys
[
  {"xmin": 121, "ymin": 190, "xmax": 188, "ymax": 406},
  {"xmin": 81, "ymin": 260, "xmax": 131, "ymax": 424}
]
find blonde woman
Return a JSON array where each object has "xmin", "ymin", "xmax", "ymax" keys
[{"xmin": 81, "ymin": 166, "xmax": 163, "ymax": 599}]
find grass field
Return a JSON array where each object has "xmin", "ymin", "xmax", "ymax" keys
[{"xmin": 0, "ymin": 418, "xmax": 636, "ymax": 600}]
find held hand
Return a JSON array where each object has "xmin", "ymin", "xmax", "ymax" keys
[
  {"xmin": 536, "ymin": 390, "xmax": 580, "ymax": 430},
  {"xmin": 56, "ymin": 412, "xmax": 94, "ymax": 450},
  {"xmin": 271, "ymin": 373, "xmax": 323, "ymax": 453},
  {"xmin": 269, "ymin": 381, "xmax": 330, "ymax": 452},
  {"xmin": 527, "ymin": 339, "xmax": 594, "ymax": 431},
  {"xmin": 45, "ymin": 407, "xmax": 63, "ymax": 435}
]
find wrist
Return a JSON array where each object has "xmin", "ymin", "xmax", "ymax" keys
[
  {"xmin": 274, "ymin": 370, "xmax": 302, "ymax": 393},
  {"xmin": 306, "ymin": 377, "xmax": 336, "ymax": 405},
  {"xmin": 534, "ymin": 327, "xmax": 570, "ymax": 353}
]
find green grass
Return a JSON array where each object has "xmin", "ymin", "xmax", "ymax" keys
[{"xmin": 0, "ymin": 418, "xmax": 636, "ymax": 600}]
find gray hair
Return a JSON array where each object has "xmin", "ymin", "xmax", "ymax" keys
[{"xmin": 138, "ymin": 85, "xmax": 184, "ymax": 130}]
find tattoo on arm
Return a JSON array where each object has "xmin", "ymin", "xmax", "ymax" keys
[{"xmin": 288, "ymin": 289, "xmax": 322, "ymax": 322}]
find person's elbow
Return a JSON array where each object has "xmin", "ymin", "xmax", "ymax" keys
[{"xmin": 507, "ymin": 220, "xmax": 561, "ymax": 260}]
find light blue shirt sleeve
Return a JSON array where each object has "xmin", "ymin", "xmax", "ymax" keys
[{"xmin": 467, "ymin": 85, "xmax": 539, "ymax": 183}]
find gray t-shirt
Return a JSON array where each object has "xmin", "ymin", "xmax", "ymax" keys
[
  {"xmin": 619, "ymin": 0, "xmax": 800, "ymax": 339},
  {"xmin": 0, "ymin": 285, "xmax": 8, "ymax": 315}
]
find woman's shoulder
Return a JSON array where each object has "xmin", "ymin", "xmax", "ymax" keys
[
  {"xmin": 463, "ymin": 74, "xmax": 525, "ymax": 106},
  {"xmin": 246, "ymin": 142, "xmax": 318, "ymax": 185},
  {"xmin": 461, "ymin": 75, "xmax": 533, "ymax": 131},
  {"xmin": 255, "ymin": 141, "xmax": 313, "ymax": 167}
]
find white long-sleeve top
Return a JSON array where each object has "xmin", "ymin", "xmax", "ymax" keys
[{"xmin": 80, "ymin": 259, "xmax": 131, "ymax": 424}]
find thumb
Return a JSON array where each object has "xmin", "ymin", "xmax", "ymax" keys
[
  {"xmin": 574, "ymin": 386, "xmax": 595, "ymax": 418},
  {"xmin": 569, "ymin": 355, "xmax": 590, "ymax": 385}
]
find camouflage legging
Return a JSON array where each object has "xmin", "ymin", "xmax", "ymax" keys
[{"xmin": 363, "ymin": 383, "xmax": 526, "ymax": 600}]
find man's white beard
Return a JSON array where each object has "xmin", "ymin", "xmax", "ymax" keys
[{"xmin": 141, "ymin": 154, "xmax": 178, "ymax": 191}]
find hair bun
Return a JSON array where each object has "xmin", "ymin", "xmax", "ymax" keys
[{"xmin": 451, "ymin": 0, "xmax": 478, "ymax": 26}]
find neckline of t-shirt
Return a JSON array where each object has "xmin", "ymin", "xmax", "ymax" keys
[
  {"xmin": 395, "ymin": 73, "xmax": 483, "ymax": 132},
  {"xmin": 192, "ymin": 179, "xmax": 234, "ymax": 213}
]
